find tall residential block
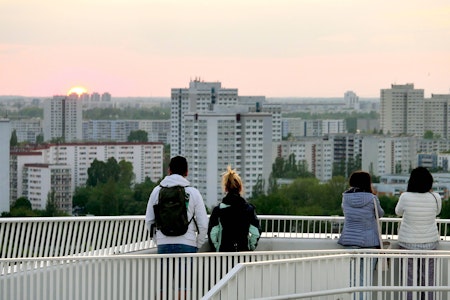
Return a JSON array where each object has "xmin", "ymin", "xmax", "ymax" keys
[
  {"xmin": 10, "ymin": 118, "xmax": 43, "ymax": 143},
  {"xmin": 425, "ymin": 94, "xmax": 450, "ymax": 139},
  {"xmin": 171, "ymin": 79, "xmax": 280, "ymax": 203},
  {"xmin": 23, "ymin": 164, "xmax": 72, "ymax": 213},
  {"xmin": 344, "ymin": 91, "xmax": 360, "ymax": 110},
  {"xmin": 184, "ymin": 110, "xmax": 273, "ymax": 208},
  {"xmin": 362, "ymin": 135, "xmax": 418, "ymax": 177},
  {"xmin": 380, "ymin": 84, "xmax": 424, "ymax": 136},
  {"xmin": 277, "ymin": 138, "xmax": 333, "ymax": 182},
  {"xmin": 0, "ymin": 119, "xmax": 10, "ymax": 213},
  {"xmin": 10, "ymin": 142, "xmax": 164, "ymax": 213},
  {"xmin": 170, "ymin": 80, "xmax": 238, "ymax": 157},
  {"xmin": 43, "ymin": 95, "xmax": 82, "ymax": 142}
]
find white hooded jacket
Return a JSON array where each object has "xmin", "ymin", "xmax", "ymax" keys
[{"xmin": 145, "ymin": 174, "xmax": 208, "ymax": 249}]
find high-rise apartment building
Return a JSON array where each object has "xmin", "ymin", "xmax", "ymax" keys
[
  {"xmin": 10, "ymin": 118, "xmax": 43, "ymax": 143},
  {"xmin": 43, "ymin": 95, "xmax": 82, "ymax": 142},
  {"xmin": 380, "ymin": 84, "xmax": 424, "ymax": 136},
  {"xmin": 362, "ymin": 135, "xmax": 418, "ymax": 177},
  {"xmin": 23, "ymin": 163, "xmax": 72, "ymax": 213},
  {"xmin": 10, "ymin": 142, "xmax": 164, "ymax": 212},
  {"xmin": 184, "ymin": 110, "xmax": 273, "ymax": 208},
  {"xmin": 0, "ymin": 119, "xmax": 10, "ymax": 213},
  {"xmin": 170, "ymin": 80, "xmax": 238, "ymax": 157},
  {"xmin": 344, "ymin": 91, "xmax": 360, "ymax": 110},
  {"xmin": 277, "ymin": 138, "xmax": 334, "ymax": 182},
  {"xmin": 322, "ymin": 120, "xmax": 346, "ymax": 135},
  {"xmin": 425, "ymin": 94, "xmax": 450, "ymax": 139},
  {"xmin": 171, "ymin": 79, "xmax": 279, "ymax": 206}
]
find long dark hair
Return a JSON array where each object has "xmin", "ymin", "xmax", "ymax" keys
[
  {"xmin": 407, "ymin": 167, "xmax": 433, "ymax": 193},
  {"xmin": 348, "ymin": 170, "xmax": 374, "ymax": 194}
]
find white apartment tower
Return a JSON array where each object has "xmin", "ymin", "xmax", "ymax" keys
[
  {"xmin": 362, "ymin": 135, "xmax": 418, "ymax": 177},
  {"xmin": 10, "ymin": 142, "xmax": 164, "ymax": 211},
  {"xmin": 43, "ymin": 95, "xmax": 82, "ymax": 142},
  {"xmin": 380, "ymin": 84, "xmax": 425, "ymax": 136},
  {"xmin": 170, "ymin": 80, "xmax": 238, "ymax": 157},
  {"xmin": 184, "ymin": 110, "xmax": 273, "ymax": 209},
  {"xmin": 425, "ymin": 94, "xmax": 450, "ymax": 139},
  {"xmin": 277, "ymin": 138, "xmax": 333, "ymax": 182},
  {"xmin": 0, "ymin": 119, "xmax": 10, "ymax": 213},
  {"xmin": 23, "ymin": 164, "xmax": 72, "ymax": 213},
  {"xmin": 344, "ymin": 91, "xmax": 360, "ymax": 110}
]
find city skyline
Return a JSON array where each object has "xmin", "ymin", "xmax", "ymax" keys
[{"xmin": 1, "ymin": 0, "xmax": 449, "ymax": 98}]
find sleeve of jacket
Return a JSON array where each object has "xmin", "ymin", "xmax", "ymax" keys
[
  {"xmin": 145, "ymin": 186, "xmax": 161, "ymax": 233},
  {"xmin": 248, "ymin": 204, "xmax": 262, "ymax": 250},
  {"xmin": 375, "ymin": 196, "xmax": 384, "ymax": 218},
  {"xmin": 208, "ymin": 206, "xmax": 220, "ymax": 251},
  {"xmin": 191, "ymin": 188, "xmax": 209, "ymax": 249},
  {"xmin": 395, "ymin": 193, "xmax": 405, "ymax": 216}
]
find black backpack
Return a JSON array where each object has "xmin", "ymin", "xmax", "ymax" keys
[{"xmin": 153, "ymin": 185, "xmax": 198, "ymax": 236}]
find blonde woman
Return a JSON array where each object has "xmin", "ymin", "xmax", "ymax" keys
[{"xmin": 208, "ymin": 166, "xmax": 262, "ymax": 252}]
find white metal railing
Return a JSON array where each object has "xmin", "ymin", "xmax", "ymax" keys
[
  {"xmin": 203, "ymin": 250, "xmax": 450, "ymax": 300},
  {"xmin": 2, "ymin": 215, "xmax": 450, "ymax": 258},
  {"xmin": 0, "ymin": 250, "xmax": 345, "ymax": 300},
  {"xmin": 3, "ymin": 249, "xmax": 450, "ymax": 300}
]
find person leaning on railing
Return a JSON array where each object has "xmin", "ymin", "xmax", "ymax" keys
[
  {"xmin": 338, "ymin": 170, "xmax": 384, "ymax": 300},
  {"xmin": 395, "ymin": 166, "xmax": 442, "ymax": 300},
  {"xmin": 338, "ymin": 170, "xmax": 384, "ymax": 249},
  {"xmin": 208, "ymin": 165, "xmax": 262, "ymax": 252}
]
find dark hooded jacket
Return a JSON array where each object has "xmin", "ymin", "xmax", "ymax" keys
[{"xmin": 208, "ymin": 193, "xmax": 261, "ymax": 252}]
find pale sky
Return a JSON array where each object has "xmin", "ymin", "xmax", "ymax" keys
[{"xmin": 1, "ymin": 0, "xmax": 449, "ymax": 98}]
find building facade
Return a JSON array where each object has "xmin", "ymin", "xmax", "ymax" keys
[
  {"xmin": 10, "ymin": 142, "xmax": 164, "ymax": 212},
  {"xmin": 23, "ymin": 163, "xmax": 72, "ymax": 213},
  {"xmin": 184, "ymin": 110, "xmax": 273, "ymax": 208},
  {"xmin": 0, "ymin": 119, "xmax": 10, "ymax": 213},
  {"xmin": 380, "ymin": 84, "xmax": 425, "ymax": 136},
  {"xmin": 43, "ymin": 95, "xmax": 82, "ymax": 142},
  {"xmin": 10, "ymin": 118, "xmax": 43, "ymax": 143}
]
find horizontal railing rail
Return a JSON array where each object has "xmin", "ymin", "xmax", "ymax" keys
[
  {"xmin": 2, "ymin": 215, "xmax": 450, "ymax": 258},
  {"xmin": 0, "ymin": 250, "xmax": 347, "ymax": 300},
  {"xmin": 203, "ymin": 250, "xmax": 450, "ymax": 300},
  {"xmin": 3, "ymin": 249, "xmax": 450, "ymax": 300}
]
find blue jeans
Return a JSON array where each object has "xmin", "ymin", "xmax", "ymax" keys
[
  {"xmin": 157, "ymin": 244, "xmax": 197, "ymax": 297},
  {"xmin": 157, "ymin": 244, "xmax": 198, "ymax": 254}
]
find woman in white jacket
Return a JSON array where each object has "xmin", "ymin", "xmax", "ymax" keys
[{"xmin": 396, "ymin": 166, "xmax": 441, "ymax": 300}]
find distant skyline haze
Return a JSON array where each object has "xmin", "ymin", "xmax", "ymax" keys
[{"xmin": 1, "ymin": 0, "xmax": 449, "ymax": 98}]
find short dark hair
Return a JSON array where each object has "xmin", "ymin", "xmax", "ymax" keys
[
  {"xmin": 407, "ymin": 166, "xmax": 433, "ymax": 193},
  {"xmin": 348, "ymin": 170, "xmax": 374, "ymax": 193},
  {"xmin": 169, "ymin": 156, "xmax": 188, "ymax": 176}
]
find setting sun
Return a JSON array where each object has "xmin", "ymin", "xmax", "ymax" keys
[{"xmin": 67, "ymin": 86, "xmax": 88, "ymax": 96}]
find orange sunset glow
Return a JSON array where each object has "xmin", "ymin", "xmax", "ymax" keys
[{"xmin": 67, "ymin": 86, "xmax": 88, "ymax": 96}]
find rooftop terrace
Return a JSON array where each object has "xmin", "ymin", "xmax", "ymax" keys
[{"xmin": 1, "ymin": 215, "xmax": 450, "ymax": 299}]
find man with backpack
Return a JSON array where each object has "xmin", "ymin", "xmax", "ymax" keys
[{"xmin": 145, "ymin": 156, "xmax": 208, "ymax": 254}]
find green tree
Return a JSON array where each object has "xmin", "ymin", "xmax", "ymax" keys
[
  {"xmin": 251, "ymin": 174, "xmax": 266, "ymax": 199},
  {"xmin": 127, "ymin": 130, "xmax": 148, "ymax": 142},
  {"xmin": 272, "ymin": 157, "xmax": 284, "ymax": 178},
  {"xmin": 87, "ymin": 159, "xmax": 108, "ymax": 187},
  {"xmin": 35, "ymin": 133, "xmax": 44, "ymax": 144},
  {"xmin": 10, "ymin": 129, "xmax": 18, "ymax": 147},
  {"xmin": 118, "ymin": 160, "xmax": 135, "ymax": 187},
  {"xmin": 424, "ymin": 130, "xmax": 434, "ymax": 139},
  {"xmin": 297, "ymin": 160, "xmax": 314, "ymax": 178},
  {"xmin": 12, "ymin": 197, "xmax": 32, "ymax": 210},
  {"xmin": 133, "ymin": 177, "xmax": 157, "ymax": 203},
  {"xmin": 378, "ymin": 195, "xmax": 398, "ymax": 217},
  {"xmin": 43, "ymin": 190, "xmax": 67, "ymax": 217}
]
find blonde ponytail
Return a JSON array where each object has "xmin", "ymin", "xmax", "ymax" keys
[{"xmin": 221, "ymin": 165, "xmax": 243, "ymax": 194}]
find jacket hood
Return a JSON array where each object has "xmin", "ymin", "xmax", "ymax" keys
[
  {"xmin": 342, "ymin": 192, "xmax": 375, "ymax": 208},
  {"xmin": 222, "ymin": 193, "xmax": 247, "ymax": 207},
  {"xmin": 159, "ymin": 174, "xmax": 190, "ymax": 187}
]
